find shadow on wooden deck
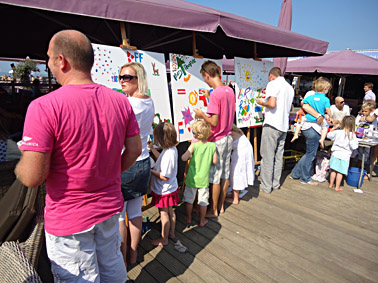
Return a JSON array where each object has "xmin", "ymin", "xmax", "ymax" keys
[{"xmin": 128, "ymin": 166, "xmax": 378, "ymax": 283}]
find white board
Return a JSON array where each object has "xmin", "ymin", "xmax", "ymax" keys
[
  {"xmin": 169, "ymin": 54, "xmax": 222, "ymax": 142},
  {"xmin": 91, "ymin": 44, "xmax": 172, "ymax": 124},
  {"xmin": 234, "ymin": 57, "xmax": 273, "ymax": 128}
]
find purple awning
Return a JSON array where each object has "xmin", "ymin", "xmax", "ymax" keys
[
  {"xmin": 0, "ymin": 0, "xmax": 328, "ymax": 60},
  {"xmin": 286, "ymin": 49, "xmax": 378, "ymax": 75}
]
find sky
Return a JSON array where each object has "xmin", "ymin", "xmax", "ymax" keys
[{"xmin": 186, "ymin": 0, "xmax": 378, "ymax": 51}]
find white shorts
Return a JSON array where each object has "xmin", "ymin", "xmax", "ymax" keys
[
  {"xmin": 119, "ymin": 196, "xmax": 143, "ymax": 221},
  {"xmin": 183, "ymin": 186, "xmax": 209, "ymax": 206},
  {"xmin": 45, "ymin": 213, "xmax": 126, "ymax": 283},
  {"xmin": 209, "ymin": 135, "xmax": 233, "ymax": 184}
]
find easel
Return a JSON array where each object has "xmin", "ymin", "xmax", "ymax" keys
[
  {"xmin": 246, "ymin": 127, "xmax": 261, "ymax": 165},
  {"xmin": 120, "ymin": 22, "xmax": 137, "ymax": 50}
]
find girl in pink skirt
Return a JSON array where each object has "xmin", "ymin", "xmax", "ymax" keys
[{"xmin": 148, "ymin": 122, "xmax": 179, "ymax": 246}]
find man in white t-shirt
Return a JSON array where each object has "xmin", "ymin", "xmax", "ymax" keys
[
  {"xmin": 330, "ymin": 96, "xmax": 350, "ymax": 128},
  {"xmin": 256, "ymin": 67, "xmax": 294, "ymax": 194}
]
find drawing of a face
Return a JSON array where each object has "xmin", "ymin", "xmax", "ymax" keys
[{"xmin": 245, "ymin": 71, "xmax": 251, "ymax": 81}]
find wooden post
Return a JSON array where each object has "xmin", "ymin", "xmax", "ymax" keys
[
  {"xmin": 253, "ymin": 128, "xmax": 260, "ymax": 165},
  {"xmin": 253, "ymin": 42, "xmax": 261, "ymax": 61},
  {"xmin": 120, "ymin": 22, "xmax": 137, "ymax": 50},
  {"xmin": 192, "ymin": 31, "xmax": 203, "ymax": 59},
  {"xmin": 247, "ymin": 127, "xmax": 261, "ymax": 165}
]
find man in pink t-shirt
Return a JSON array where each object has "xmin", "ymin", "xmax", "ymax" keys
[
  {"xmin": 194, "ymin": 60, "xmax": 235, "ymax": 217},
  {"xmin": 15, "ymin": 30, "xmax": 141, "ymax": 282}
]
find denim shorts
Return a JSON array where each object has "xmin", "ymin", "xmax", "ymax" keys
[{"xmin": 121, "ymin": 157, "xmax": 151, "ymax": 201}]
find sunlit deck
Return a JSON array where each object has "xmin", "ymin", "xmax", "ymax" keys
[{"xmin": 128, "ymin": 169, "xmax": 378, "ymax": 283}]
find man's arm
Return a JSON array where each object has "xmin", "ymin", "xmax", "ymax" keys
[
  {"xmin": 256, "ymin": 96, "xmax": 276, "ymax": 108},
  {"xmin": 15, "ymin": 151, "xmax": 51, "ymax": 187},
  {"xmin": 121, "ymin": 134, "xmax": 142, "ymax": 172},
  {"xmin": 302, "ymin": 103, "xmax": 324, "ymax": 125},
  {"xmin": 193, "ymin": 109, "xmax": 218, "ymax": 127}
]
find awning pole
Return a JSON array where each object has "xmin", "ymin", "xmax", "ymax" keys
[
  {"xmin": 192, "ymin": 32, "xmax": 203, "ymax": 58},
  {"xmin": 253, "ymin": 42, "xmax": 261, "ymax": 61}
]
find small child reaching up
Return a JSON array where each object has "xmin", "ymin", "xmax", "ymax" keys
[
  {"xmin": 225, "ymin": 125, "xmax": 254, "ymax": 205},
  {"xmin": 291, "ymin": 77, "xmax": 333, "ymax": 149},
  {"xmin": 327, "ymin": 116, "xmax": 358, "ymax": 191},
  {"xmin": 350, "ymin": 102, "xmax": 377, "ymax": 173},
  {"xmin": 148, "ymin": 122, "xmax": 180, "ymax": 246},
  {"xmin": 181, "ymin": 120, "xmax": 217, "ymax": 227}
]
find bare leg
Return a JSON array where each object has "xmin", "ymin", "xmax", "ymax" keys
[
  {"xmin": 225, "ymin": 190, "xmax": 239, "ymax": 204},
  {"xmin": 207, "ymin": 183, "xmax": 220, "ymax": 217},
  {"xmin": 128, "ymin": 216, "xmax": 142, "ymax": 264},
  {"xmin": 319, "ymin": 128, "xmax": 327, "ymax": 149},
  {"xmin": 291, "ymin": 125, "xmax": 301, "ymax": 143},
  {"xmin": 168, "ymin": 206, "xmax": 176, "ymax": 240},
  {"xmin": 118, "ymin": 219, "xmax": 128, "ymax": 267},
  {"xmin": 334, "ymin": 172, "xmax": 344, "ymax": 191},
  {"xmin": 199, "ymin": 205, "xmax": 208, "ymax": 227},
  {"xmin": 151, "ymin": 208, "xmax": 169, "ymax": 246},
  {"xmin": 328, "ymin": 170, "xmax": 336, "ymax": 189},
  {"xmin": 219, "ymin": 179, "xmax": 229, "ymax": 214},
  {"xmin": 185, "ymin": 202, "xmax": 193, "ymax": 224}
]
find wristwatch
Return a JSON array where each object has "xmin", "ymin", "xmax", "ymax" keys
[{"xmin": 316, "ymin": 114, "xmax": 322, "ymax": 119}]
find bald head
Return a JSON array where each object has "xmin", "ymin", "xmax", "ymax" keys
[
  {"xmin": 50, "ymin": 30, "xmax": 94, "ymax": 73},
  {"xmin": 335, "ymin": 96, "xmax": 345, "ymax": 110}
]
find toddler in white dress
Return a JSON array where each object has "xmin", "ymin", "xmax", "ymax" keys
[{"xmin": 225, "ymin": 125, "xmax": 254, "ymax": 204}]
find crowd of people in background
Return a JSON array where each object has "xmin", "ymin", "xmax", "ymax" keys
[{"xmin": 3, "ymin": 29, "xmax": 377, "ymax": 282}]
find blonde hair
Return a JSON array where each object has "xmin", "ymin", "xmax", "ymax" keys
[
  {"xmin": 231, "ymin": 124, "xmax": 243, "ymax": 135},
  {"xmin": 362, "ymin": 101, "xmax": 376, "ymax": 111},
  {"xmin": 313, "ymin": 77, "xmax": 331, "ymax": 93},
  {"xmin": 119, "ymin": 62, "xmax": 148, "ymax": 95},
  {"xmin": 191, "ymin": 120, "xmax": 211, "ymax": 141},
  {"xmin": 153, "ymin": 122, "xmax": 178, "ymax": 149}
]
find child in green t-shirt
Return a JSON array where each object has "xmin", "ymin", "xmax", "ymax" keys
[{"xmin": 181, "ymin": 120, "xmax": 218, "ymax": 227}]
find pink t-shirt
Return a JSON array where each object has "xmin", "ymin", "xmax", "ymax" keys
[
  {"xmin": 206, "ymin": 85, "xmax": 235, "ymax": 142},
  {"xmin": 20, "ymin": 84, "xmax": 139, "ymax": 236}
]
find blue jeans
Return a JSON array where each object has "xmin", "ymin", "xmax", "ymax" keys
[
  {"xmin": 291, "ymin": 127, "xmax": 320, "ymax": 183},
  {"xmin": 121, "ymin": 157, "xmax": 151, "ymax": 201}
]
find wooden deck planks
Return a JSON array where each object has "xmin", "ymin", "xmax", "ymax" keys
[{"xmin": 127, "ymin": 171, "xmax": 378, "ymax": 283}]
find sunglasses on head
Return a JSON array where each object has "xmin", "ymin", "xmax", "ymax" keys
[{"xmin": 119, "ymin": 74, "xmax": 137, "ymax": 82}]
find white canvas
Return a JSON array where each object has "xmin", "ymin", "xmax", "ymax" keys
[
  {"xmin": 91, "ymin": 44, "xmax": 172, "ymax": 124},
  {"xmin": 169, "ymin": 54, "xmax": 222, "ymax": 142},
  {"xmin": 234, "ymin": 57, "xmax": 273, "ymax": 128}
]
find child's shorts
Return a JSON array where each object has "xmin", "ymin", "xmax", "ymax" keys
[
  {"xmin": 351, "ymin": 147, "xmax": 369, "ymax": 162},
  {"xmin": 183, "ymin": 187, "xmax": 209, "ymax": 206},
  {"xmin": 329, "ymin": 155, "xmax": 349, "ymax": 175}
]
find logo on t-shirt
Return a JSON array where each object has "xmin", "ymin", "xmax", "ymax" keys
[{"xmin": 21, "ymin": 136, "xmax": 38, "ymax": 147}]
